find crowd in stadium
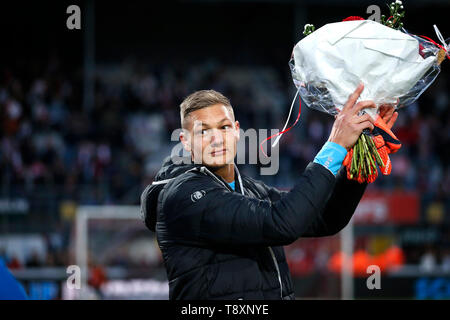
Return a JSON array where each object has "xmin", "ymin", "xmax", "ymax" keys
[{"xmin": 1, "ymin": 55, "xmax": 449, "ymax": 273}]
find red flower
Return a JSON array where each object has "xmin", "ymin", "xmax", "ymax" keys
[{"xmin": 343, "ymin": 16, "xmax": 365, "ymax": 22}]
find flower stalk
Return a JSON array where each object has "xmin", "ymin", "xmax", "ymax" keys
[{"xmin": 349, "ymin": 132, "xmax": 384, "ymax": 182}]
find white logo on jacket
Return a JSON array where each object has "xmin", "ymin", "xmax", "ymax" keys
[{"xmin": 191, "ymin": 190, "xmax": 206, "ymax": 202}]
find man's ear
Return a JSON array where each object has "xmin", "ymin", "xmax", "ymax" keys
[
  {"xmin": 235, "ymin": 120, "xmax": 240, "ymax": 141},
  {"xmin": 179, "ymin": 129, "xmax": 191, "ymax": 152}
]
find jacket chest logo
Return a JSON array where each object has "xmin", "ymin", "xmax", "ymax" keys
[{"xmin": 191, "ymin": 190, "xmax": 206, "ymax": 202}]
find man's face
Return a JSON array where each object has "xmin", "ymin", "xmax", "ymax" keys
[{"xmin": 180, "ymin": 104, "xmax": 240, "ymax": 169}]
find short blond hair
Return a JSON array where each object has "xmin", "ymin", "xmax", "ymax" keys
[{"xmin": 180, "ymin": 90, "xmax": 234, "ymax": 129}]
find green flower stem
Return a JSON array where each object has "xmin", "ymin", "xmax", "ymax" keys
[
  {"xmin": 360, "ymin": 135, "xmax": 369, "ymax": 178},
  {"xmin": 367, "ymin": 135, "xmax": 384, "ymax": 167},
  {"xmin": 349, "ymin": 133, "xmax": 386, "ymax": 181},
  {"xmin": 351, "ymin": 142, "xmax": 357, "ymax": 177},
  {"xmin": 366, "ymin": 156, "xmax": 372, "ymax": 175},
  {"xmin": 362, "ymin": 134, "xmax": 370, "ymax": 154},
  {"xmin": 363, "ymin": 135, "xmax": 376, "ymax": 174},
  {"xmin": 349, "ymin": 132, "xmax": 392, "ymax": 181},
  {"xmin": 358, "ymin": 137, "xmax": 364, "ymax": 176},
  {"xmin": 368, "ymin": 154, "xmax": 375, "ymax": 173}
]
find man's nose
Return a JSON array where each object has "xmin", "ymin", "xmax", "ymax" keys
[{"xmin": 210, "ymin": 128, "xmax": 224, "ymax": 146}]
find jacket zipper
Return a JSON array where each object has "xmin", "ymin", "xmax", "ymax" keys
[
  {"xmin": 200, "ymin": 166, "xmax": 284, "ymax": 299},
  {"xmin": 268, "ymin": 247, "xmax": 283, "ymax": 299},
  {"xmin": 199, "ymin": 167, "xmax": 233, "ymax": 191}
]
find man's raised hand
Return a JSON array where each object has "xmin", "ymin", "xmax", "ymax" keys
[{"xmin": 328, "ymin": 83, "xmax": 376, "ymax": 151}]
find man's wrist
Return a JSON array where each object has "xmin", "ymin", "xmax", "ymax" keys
[
  {"xmin": 328, "ymin": 138, "xmax": 349, "ymax": 151},
  {"xmin": 313, "ymin": 141, "xmax": 348, "ymax": 176}
]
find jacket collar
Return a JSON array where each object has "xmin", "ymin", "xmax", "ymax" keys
[{"xmin": 198, "ymin": 164, "xmax": 245, "ymax": 195}]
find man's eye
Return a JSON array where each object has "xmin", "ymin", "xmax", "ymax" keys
[
  {"xmin": 194, "ymin": 130, "xmax": 205, "ymax": 135},
  {"xmin": 201, "ymin": 129, "xmax": 208, "ymax": 135},
  {"xmin": 222, "ymin": 125, "xmax": 231, "ymax": 130}
]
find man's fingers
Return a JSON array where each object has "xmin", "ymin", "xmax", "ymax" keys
[
  {"xmin": 381, "ymin": 105, "xmax": 395, "ymax": 120},
  {"xmin": 342, "ymin": 83, "xmax": 364, "ymax": 112},
  {"xmin": 386, "ymin": 111, "xmax": 398, "ymax": 130},
  {"xmin": 354, "ymin": 113, "xmax": 374, "ymax": 124},
  {"xmin": 353, "ymin": 100, "xmax": 376, "ymax": 114},
  {"xmin": 378, "ymin": 104, "xmax": 389, "ymax": 118},
  {"xmin": 356, "ymin": 121, "xmax": 374, "ymax": 132}
]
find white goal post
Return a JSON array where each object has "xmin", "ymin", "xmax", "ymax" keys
[{"xmin": 75, "ymin": 205, "xmax": 141, "ymax": 297}]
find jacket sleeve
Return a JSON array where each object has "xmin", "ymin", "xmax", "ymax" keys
[
  {"xmin": 265, "ymin": 165, "xmax": 367, "ymax": 237},
  {"xmin": 160, "ymin": 162, "xmax": 337, "ymax": 247}
]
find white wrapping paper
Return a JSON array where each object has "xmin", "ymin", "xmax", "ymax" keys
[{"xmin": 291, "ymin": 19, "xmax": 437, "ymax": 119}]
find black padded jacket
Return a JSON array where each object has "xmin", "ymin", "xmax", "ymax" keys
[{"xmin": 141, "ymin": 156, "xmax": 367, "ymax": 300}]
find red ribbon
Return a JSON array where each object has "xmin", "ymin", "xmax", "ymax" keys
[{"xmin": 259, "ymin": 96, "xmax": 302, "ymax": 158}]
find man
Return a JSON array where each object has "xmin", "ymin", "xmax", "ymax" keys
[{"xmin": 141, "ymin": 84, "xmax": 398, "ymax": 300}]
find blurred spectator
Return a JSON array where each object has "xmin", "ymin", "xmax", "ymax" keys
[
  {"xmin": 25, "ymin": 251, "xmax": 42, "ymax": 268},
  {"xmin": 419, "ymin": 247, "xmax": 438, "ymax": 272},
  {"xmin": 7, "ymin": 256, "xmax": 22, "ymax": 270},
  {"xmin": 441, "ymin": 249, "xmax": 450, "ymax": 273}
]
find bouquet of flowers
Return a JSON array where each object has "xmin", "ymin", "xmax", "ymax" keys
[{"xmin": 289, "ymin": 1, "xmax": 448, "ymax": 183}]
